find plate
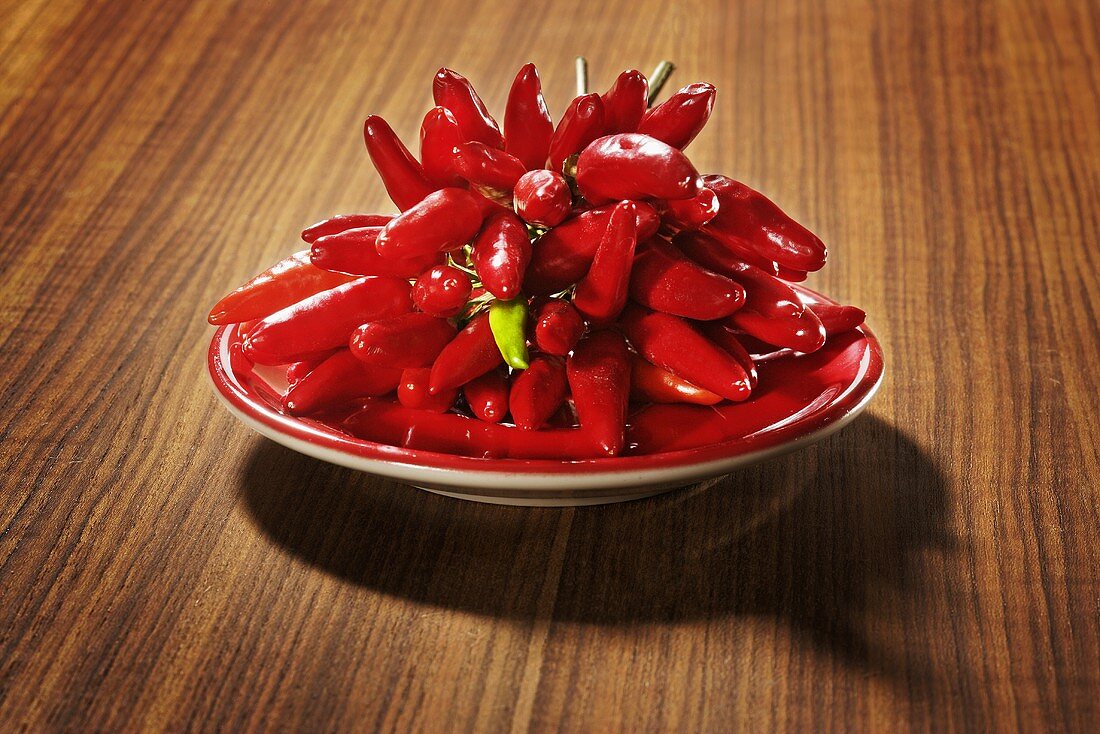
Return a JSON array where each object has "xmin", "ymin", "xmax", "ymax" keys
[{"xmin": 207, "ymin": 287, "xmax": 884, "ymax": 505}]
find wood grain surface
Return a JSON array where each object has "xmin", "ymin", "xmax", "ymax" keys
[{"xmin": 2, "ymin": 0, "xmax": 1098, "ymax": 730}]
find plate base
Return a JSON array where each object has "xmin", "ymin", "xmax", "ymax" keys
[{"xmin": 414, "ymin": 485, "xmax": 679, "ymax": 506}]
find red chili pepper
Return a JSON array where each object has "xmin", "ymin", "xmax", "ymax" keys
[
  {"xmin": 621, "ymin": 304, "xmax": 752, "ymax": 402},
  {"xmin": 777, "ymin": 266, "xmax": 808, "ymax": 282},
  {"xmin": 433, "ymin": 68, "xmax": 504, "ymax": 149},
  {"xmin": 663, "ymin": 186, "xmax": 719, "ymax": 230},
  {"xmin": 701, "ymin": 175, "xmax": 828, "ymax": 272},
  {"xmin": 509, "ymin": 355, "xmax": 568, "ymax": 430},
  {"xmin": 428, "ymin": 311, "xmax": 504, "ymax": 394},
  {"xmin": 471, "ymin": 210, "xmax": 531, "ymax": 300},
  {"xmin": 566, "ymin": 329, "xmax": 632, "ymax": 456},
  {"xmin": 462, "ymin": 368, "xmax": 510, "ymax": 423},
  {"xmin": 398, "ymin": 368, "xmax": 456, "ymax": 413},
  {"xmin": 576, "ymin": 133, "xmax": 702, "ymax": 205},
  {"xmin": 453, "ymin": 142, "xmax": 527, "ymax": 193},
  {"xmin": 412, "ymin": 265, "xmax": 473, "ymax": 317},
  {"xmin": 375, "ymin": 188, "xmax": 486, "ymax": 259},
  {"xmin": 524, "ymin": 201, "xmax": 660, "ymax": 294},
  {"xmin": 600, "ymin": 69, "xmax": 649, "ymax": 134},
  {"xmin": 243, "ymin": 276, "xmax": 412, "ymax": 365},
  {"xmin": 673, "ymin": 229, "xmax": 780, "ymax": 276},
  {"xmin": 208, "ymin": 251, "xmax": 356, "ymax": 325},
  {"xmin": 283, "ymin": 349, "xmax": 401, "ymax": 416},
  {"xmin": 513, "ymin": 169, "xmax": 571, "ymax": 227},
  {"xmin": 349, "ymin": 312, "xmax": 457, "ymax": 368},
  {"xmin": 363, "ymin": 115, "xmax": 436, "ymax": 211},
  {"xmin": 573, "ymin": 201, "xmax": 638, "ymax": 323},
  {"xmin": 301, "ymin": 214, "xmax": 393, "ymax": 243},
  {"xmin": 419, "ymin": 106, "xmax": 466, "ymax": 188},
  {"xmin": 721, "ymin": 264, "xmax": 826, "ymax": 352},
  {"xmin": 808, "ymin": 302, "xmax": 866, "ymax": 336},
  {"xmin": 699, "ymin": 322, "xmax": 759, "ymax": 389},
  {"xmin": 504, "ymin": 63, "xmax": 554, "ymax": 171},
  {"xmin": 547, "ymin": 93, "xmax": 605, "ymax": 174},
  {"xmin": 310, "ymin": 227, "xmax": 440, "ymax": 277},
  {"xmin": 629, "ymin": 355, "xmax": 722, "ymax": 405},
  {"xmin": 530, "ymin": 298, "xmax": 585, "ymax": 355},
  {"xmin": 285, "ymin": 352, "xmax": 337, "ymax": 386},
  {"xmin": 628, "ymin": 238, "xmax": 745, "ymax": 320},
  {"xmin": 637, "ymin": 82, "xmax": 716, "ymax": 149}
]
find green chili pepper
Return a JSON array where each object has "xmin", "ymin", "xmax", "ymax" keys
[{"xmin": 489, "ymin": 298, "xmax": 530, "ymax": 370}]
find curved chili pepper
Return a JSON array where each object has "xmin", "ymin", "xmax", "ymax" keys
[
  {"xmin": 488, "ymin": 297, "xmax": 530, "ymax": 369},
  {"xmin": 777, "ymin": 266, "xmax": 808, "ymax": 282},
  {"xmin": 363, "ymin": 115, "xmax": 437, "ymax": 211},
  {"xmin": 629, "ymin": 355, "xmax": 722, "ymax": 405},
  {"xmin": 283, "ymin": 349, "xmax": 401, "ymax": 416},
  {"xmin": 600, "ymin": 69, "xmax": 649, "ymax": 134},
  {"xmin": 208, "ymin": 251, "xmax": 355, "ymax": 325},
  {"xmin": 398, "ymin": 367, "xmax": 457, "ymax": 413},
  {"xmin": 621, "ymin": 304, "xmax": 752, "ymax": 402},
  {"xmin": 513, "ymin": 169, "xmax": 571, "ymax": 227},
  {"xmin": 530, "ymin": 298, "xmax": 585, "ymax": 355},
  {"xmin": 412, "ymin": 265, "xmax": 473, "ymax": 317},
  {"xmin": 510, "ymin": 355, "xmax": 568, "ymax": 430},
  {"xmin": 504, "ymin": 63, "xmax": 554, "ymax": 171},
  {"xmin": 663, "ymin": 186, "xmax": 719, "ymax": 230},
  {"xmin": 285, "ymin": 352, "xmax": 337, "ymax": 386},
  {"xmin": 547, "ymin": 93, "xmax": 605, "ymax": 173},
  {"xmin": 701, "ymin": 174, "xmax": 827, "ymax": 272},
  {"xmin": 419, "ymin": 106, "xmax": 466, "ymax": 188},
  {"xmin": 566, "ymin": 329, "xmax": 632, "ymax": 456},
  {"xmin": 301, "ymin": 214, "xmax": 393, "ymax": 243},
  {"xmin": 433, "ymin": 68, "xmax": 504, "ymax": 149},
  {"xmin": 575, "ymin": 133, "xmax": 702, "ymax": 205},
  {"xmin": 721, "ymin": 264, "xmax": 826, "ymax": 352},
  {"xmin": 453, "ymin": 142, "xmax": 527, "ymax": 195},
  {"xmin": 310, "ymin": 227, "xmax": 440, "ymax": 277},
  {"xmin": 629, "ymin": 238, "xmax": 745, "ymax": 320},
  {"xmin": 523, "ymin": 201, "xmax": 660, "ymax": 294},
  {"xmin": 428, "ymin": 312, "xmax": 503, "ymax": 394},
  {"xmin": 463, "ymin": 368, "xmax": 510, "ymax": 423},
  {"xmin": 637, "ymin": 82, "xmax": 716, "ymax": 149},
  {"xmin": 471, "ymin": 211, "xmax": 531, "ymax": 300},
  {"xmin": 375, "ymin": 188, "xmax": 486, "ymax": 259},
  {"xmin": 573, "ymin": 201, "xmax": 637, "ymax": 323},
  {"xmin": 808, "ymin": 302, "xmax": 866, "ymax": 336},
  {"xmin": 349, "ymin": 312, "xmax": 457, "ymax": 368},
  {"xmin": 243, "ymin": 276, "xmax": 412, "ymax": 365},
  {"xmin": 673, "ymin": 229, "xmax": 779, "ymax": 276},
  {"xmin": 699, "ymin": 322, "xmax": 758, "ymax": 389}
]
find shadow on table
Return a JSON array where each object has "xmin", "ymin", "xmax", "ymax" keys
[{"xmin": 240, "ymin": 413, "xmax": 953, "ymax": 687}]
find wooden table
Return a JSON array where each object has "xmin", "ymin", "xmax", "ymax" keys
[{"xmin": 2, "ymin": 0, "xmax": 1098, "ymax": 730}]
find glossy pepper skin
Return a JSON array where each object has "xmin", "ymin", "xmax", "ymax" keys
[
  {"xmin": 524, "ymin": 201, "xmax": 660, "ymax": 295},
  {"xmin": 621, "ymin": 304, "xmax": 752, "ymax": 402},
  {"xmin": 530, "ymin": 298, "xmax": 584, "ymax": 355},
  {"xmin": 700, "ymin": 322, "xmax": 759, "ymax": 389},
  {"xmin": 283, "ymin": 349, "xmax": 401, "ymax": 416},
  {"xmin": 349, "ymin": 312, "xmax": 457, "ymax": 368},
  {"xmin": 471, "ymin": 211, "xmax": 531, "ymax": 300},
  {"xmin": 566, "ymin": 330, "xmax": 632, "ymax": 456},
  {"xmin": 637, "ymin": 82, "xmax": 716, "ymax": 149},
  {"xmin": 463, "ymin": 369, "xmax": 510, "ymax": 423},
  {"xmin": 310, "ymin": 227, "xmax": 440, "ymax": 277},
  {"xmin": 513, "ymin": 169, "xmax": 571, "ymax": 227},
  {"xmin": 504, "ymin": 63, "xmax": 554, "ymax": 171},
  {"xmin": 301, "ymin": 214, "xmax": 393, "ymax": 243},
  {"xmin": 808, "ymin": 302, "xmax": 866, "ymax": 336},
  {"xmin": 576, "ymin": 133, "xmax": 702, "ymax": 205},
  {"xmin": 375, "ymin": 188, "xmax": 486, "ymax": 259},
  {"xmin": 243, "ymin": 276, "xmax": 412, "ymax": 365},
  {"xmin": 701, "ymin": 175, "xmax": 827, "ymax": 272},
  {"xmin": 433, "ymin": 68, "xmax": 504, "ymax": 149},
  {"xmin": 510, "ymin": 355, "xmax": 568, "ymax": 430},
  {"xmin": 600, "ymin": 69, "xmax": 649, "ymax": 134},
  {"xmin": 663, "ymin": 186, "xmax": 719, "ymax": 230},
  {"xmin": 488, "ymin": 298, "xmax": 530, "ymax": 369},
  {"xmin": 547, "ymin": 93, "xmax": 605, "ymax": 173},
  {"xmin": 429, "ymin": 312, "xmax": 503, "ymax": 394},
  {"xmin": 673, "ymin": 228, "xmax": 780, "ymax": 276},
  {"xmin": 573, "ymin": 201, "xmax": 638, "ymax": 323},
  {"xmin": 419, "ymin": 107, "xmax": 466, "ymax": 188},
  {"xmin": 629, "ymin": 355, "xmax": 722, "ymax": 405},
  {"xmin": 722, "ymin": 262, "xmax": 827, "ymax": 353},
  {"xmin": 399, "ymin": 367, "xmax": 457, "ymax": 413},
  {"xmin": 453, "ymin": 142, "xmax": 527, "ymax": 193},
  {"xmin": 208, "ymin": 251, "xmax": 355, "ymax": 325},
  {"xmin": 363, "ymin": 115, "xmax": 436, "ymax": 211},
  {"xmin": 629, "ymin": 238, "xmax": 745, "ymax": 320},
  {"xmin": 412, "ymin": 265, "xmax": 473, "ymax": 317}
]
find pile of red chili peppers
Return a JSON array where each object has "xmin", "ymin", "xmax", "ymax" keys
[{"xmin": 208, "ymin": 62, "xmax": 867, "ymax": 460}]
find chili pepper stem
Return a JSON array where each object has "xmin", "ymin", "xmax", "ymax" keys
[
  {"xmin": 647, "ymin": 60, "xmax": 676, "ymax": 106},
  {"xmin": 575, "ymin": 56, "xmax": 589, "ymax": 96}
]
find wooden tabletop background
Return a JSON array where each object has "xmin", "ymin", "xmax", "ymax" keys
[{"xmin": 2, "ymin": 0, "xmax": 1098, "ymax": 730}]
